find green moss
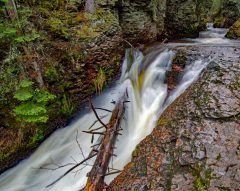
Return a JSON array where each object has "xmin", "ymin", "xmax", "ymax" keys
[
  {"xmin": 192, "ymin": 164, "xmax": 213, "ymax": 191},
  {"xmin": 157, "ymin": 116, "xmax": 172, "ymax": 126},
  {"xmin": 132, "ymin": 145, "xmax": 141, "ymax": 157},
  {"xmin": 28, "ymin": 127, "xmax": 45, "ymax": 147},
  {"xmin": 47, "ymin": 17, "xmax": 69, "ymax": 39},
  {"xmin": 226, "ymin": 19, "xmax": 240, "ymax": 39},
  {"xmin": 216, "ymin": 153, "xmax": 221, "ymax": 161},
  {"xmin": 166, "ymin": 159, "xmax": 175, "ymax": 191},
  {"xmin": 211, "ymin": 0, "xmax": 222, "ymax": 18},
  {"xmin": 44, "ymin": 63, "xmax": 63, "ymax": 83},
  {"xmin": 75, "ymin": 8, "xmax": 118, "ymax": 40},
  {"xmin": 213, "ymin": 15, "xmax": 225, "ymax": 28},
  {"xmin": 76, "ymin": 24, "xmax": 99, "ymax": 39}
]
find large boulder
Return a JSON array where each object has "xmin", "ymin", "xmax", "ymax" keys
[{"xmin": 226, "ymin": 18, "xmax": 240, "ymax": 39}]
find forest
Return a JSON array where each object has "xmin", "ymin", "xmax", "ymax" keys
[{"xmin": 0, "ymin": 0, "xmax": 240, "ymax": 190}]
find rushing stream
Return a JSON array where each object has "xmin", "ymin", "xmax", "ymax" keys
[{"xmin": 0, "ymin": 24, "xmax": 229, "ymax": 191}]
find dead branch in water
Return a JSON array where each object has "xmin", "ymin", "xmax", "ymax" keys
[
  {"xmin": 46, "ymin": 153, "xmax": 98, "ymax": 188},
  {"xmin": 43, "ymin": 96, "xmax": 126, "ymax": 190},
  {"xmin": 84, "ymin": 99, "xmax": 125, "ymax": 191}
]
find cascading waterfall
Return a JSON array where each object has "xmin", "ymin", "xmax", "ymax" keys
[
  {"xmin": 194, "ymin": 23, "xmax": 229, "ymax": 44},
  {"xmin": 0, "ymin": 47, "xmax": 211, "ymax": 191}
]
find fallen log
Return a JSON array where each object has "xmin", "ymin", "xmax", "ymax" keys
[
  {"xmin": 84, "ymin": 99, "xmax": 125, "ymax": 191},
  {"xmin": 45, "ymin": 98, "xmax": 125, "ymax": 189}
]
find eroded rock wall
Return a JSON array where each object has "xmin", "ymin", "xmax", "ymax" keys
[
  {"xmin": 165, "ymin": 0, "xmax": 212, "ymax": 39},
  {"xmin": 97, "ymin": 0, "xmax": 212, "ymax": 43},
  {"xmin": 222, "ymin": 0, "xmax": 240, "ymax": 27}
]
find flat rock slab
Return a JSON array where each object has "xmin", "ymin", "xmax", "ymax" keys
[{"xmin": 108, "ymin": 46, "xmax": 240, "ymax": 191}]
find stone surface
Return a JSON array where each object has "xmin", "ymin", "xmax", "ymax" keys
[
  {"xmin": 109, "ymin": 45, "xmax": 240, "ymax": 190},
  {"xmin": 165, "ymin": 0, "xmax": 211, "ymax": 39},
  {"xmin": 97, "ymin": 0, "xmax": 211, "ymax": 43},
  {"xmin": 226, "ymin": 18, "xmax": 240, "ymax": 39},
  {"xmin": 213, "ymin": 0, "xmax": 240, "ymax": 28},
  {"xmin": 222, "ymin": 0, "xmax": 240, "ymax": 27}
]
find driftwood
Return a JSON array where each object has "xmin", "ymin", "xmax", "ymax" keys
[{"xmin": 84, "ymin": 100, "xmax": 125, "ymax": 191}]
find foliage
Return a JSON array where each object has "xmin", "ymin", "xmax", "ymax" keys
[
  {"xmin": 47, "ymin": 17, "xmax": 69, "ymax": 39},
  {"xmin": 94, "ymin": 68, "xmax": 106, "ymax": 94},
  {"xmin": 211, "ymin": 0, "xmax": 222, "ymax": 17},
  {"xmin": 76, "ymin": 24, "xmax": 99, "ymax": 39},
  {"xmin": 0, "ymin": 7, "xmax": 40, "ymax": 46},
  {"xmin": 29, "ymin": 127, "xmax": 45, "ymax": 146},
  {"xmin": 60, "ymin": 94, "xmax": 75, "ymax": 117},
  {"xmin": 0, "ymin": 47, "xmax": 20, "ymax": 105},
  {"xmin": 13, "ymin": 80, "xmax": 56, "ymax": 123}
]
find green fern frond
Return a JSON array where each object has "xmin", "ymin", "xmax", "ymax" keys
[
  {"xmin": 14, "ymin": 89, "xmax": 33, "ymax": 101},
  {"xmin": 19, "ymin": 80, "xmax": 33, "ymax": 88},
  {"xmin": 14, "ymin": 103, "xmax": 47, "ymax": 116},
  {"xmin": 35, "ymin": 90, "xmax": 56, "ymax": 103}
]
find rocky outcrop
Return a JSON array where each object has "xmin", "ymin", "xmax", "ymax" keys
[
  {"xmin": 165, "ymin": 0, "xmax": 212, "ymax": 39},
  {"xmin": 109, "ymin": 45, "xmax": 240, "ymax": 190},
  {"xmin": 98, "ymin": 0, "xmax": 165, "ymax": 43},
  {"xmin": 222, "ymin": 0, "xmax": 240, "ymax": 27},
  {"xmin": 213, "ymin": 0, "xmax": 240, "ymax": 28},
  {"xmin": 226, "ymin": 18, "xmax": 240, "ymax": 39},
  {"xmin": 97, "ymin": 0, "xmax": 212, "ymax": 43}
]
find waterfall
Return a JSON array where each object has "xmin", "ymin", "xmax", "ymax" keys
[{"xmin": 0, "ymin": 47, "xmax": 211, "ymax": 191}]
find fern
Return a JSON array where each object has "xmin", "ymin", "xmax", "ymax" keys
[
  {"xmin": 14, "ymin": 89, "xmax": 33, "ymax": 101},
  {"xmin": 14, "ymin": 103, "xmax": 47, "ymax": 116},
  {"xmin": 19, "ymin": 79, "xmax": 33, "ymax": 88},
  {"xmin": 35, "ymin": 90, "xmax": 56, "ymax": 103},
  {"xmin": 13, "ymin": 80, "xmax": 55, "ymax": 123}
]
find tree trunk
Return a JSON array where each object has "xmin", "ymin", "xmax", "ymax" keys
[
  {"xmin": 84, "ymin": 0, "xmax": 96, "ymax": 14},
  {"xmin": 5, "ymin": 0, "xmax": 18, "ymax": 21}
]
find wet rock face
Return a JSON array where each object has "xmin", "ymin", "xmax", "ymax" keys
[
  {"xmin": 109, "ymin": 46, "xmax": 240, "ymax": 190},
  {"xmin": 222, "ymin": 0, "xmax": 240, "ymax": 27},
  {"xmin": 165, "ymin": 0, "xmax": 211, "ymax": 39},
  {"xmin": 226, "ymin": 19, "xmax": 240, "ymax": 39},
  {"xmin": 116, "ymin": 0, "xmax": 166, "ymax": 44},
  {"xmin": 97, "ymin": 0, "xmax": 211, "ymax": 43}
]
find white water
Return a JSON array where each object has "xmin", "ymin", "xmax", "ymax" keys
[
  {"xmin": 0, "ymin": 25, "xmax": 220, "ymax": 191},
  {"xmin": 194, "ymin": 23, "xmax": 229, "ymax": 44}
]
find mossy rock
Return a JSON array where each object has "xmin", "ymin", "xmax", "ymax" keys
[
  {"xmin": 226, "ymin": 18, "xmax": 240, "ymax": 39},
  {"xmin": 213, "ymin": 15, "xmax": 226, "ymax": 28}
]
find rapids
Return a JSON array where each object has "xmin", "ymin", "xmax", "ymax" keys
[{"xmin": 0, "ymin": 24, "xmax": 228, "ymax": 191}]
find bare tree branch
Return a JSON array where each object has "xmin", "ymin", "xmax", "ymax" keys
[
  {"xmin": 89, "ymin": 115, "xmax": 108, "ymax": 130},
  {"xmin": 89, "ymin": 99, "xmax": 108, "ymax": 129},
  {"xmin": 94, "ymin": 107, "xmax": 112, "ymax": 113},
  {"xmin": 46, "ymin": 153, "xmax": 97, "ymax": 188},
  {"xmin": 76, "ymin": 130, "xmax": 86, "ymax": 159}
]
